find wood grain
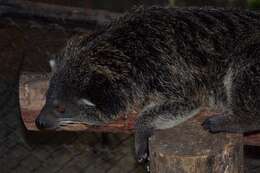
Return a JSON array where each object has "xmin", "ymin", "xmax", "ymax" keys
[{"xmin": 149, "ymin": 111, "xmax": 244, "ymax": 173}]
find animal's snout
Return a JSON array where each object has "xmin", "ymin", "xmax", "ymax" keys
[{"xmin": 35, "ymin": 114, "xmax": 55, "ymax": 129}]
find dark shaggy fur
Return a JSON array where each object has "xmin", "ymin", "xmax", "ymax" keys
[{"xmin": 35, "ymin": 6, "xmax": 260, "ymax": 161}]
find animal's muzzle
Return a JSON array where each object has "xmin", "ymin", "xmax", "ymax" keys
[{"xmin": 35, "ymin": 114, "xmax": 55, "ymax": 129}]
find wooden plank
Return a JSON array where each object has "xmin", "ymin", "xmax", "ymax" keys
[{"xmin": 149, "ymin": 111, "xmax": 244, "ymax": 173}]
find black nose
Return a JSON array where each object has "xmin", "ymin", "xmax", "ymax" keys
[{"xmin": 35, "ymin": 115, "xmax": 53, "ymax": 129}]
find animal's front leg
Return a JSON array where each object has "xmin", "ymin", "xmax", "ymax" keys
[
  {"xmin": 135, "ymin": 125, "xmax": 153, "ymax": 162},
  {"xmin": 202, "ymin": 114, "xmax": 239, "ymax": 133},
  {"xmin": 135, "ymin": 100, "xmax": 200, "ymax": 162}
]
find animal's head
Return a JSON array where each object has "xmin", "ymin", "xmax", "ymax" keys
[
  {"xmin": 35, "ymin": 35, "xmax": 133, "ymax": 130},
  {"xmin": 36, "ymin": 52, "xmax": 118, "ymax": 129},
  {"xmin": 35, "ymin": 57, "xmax": 105, "ymax": 130}
]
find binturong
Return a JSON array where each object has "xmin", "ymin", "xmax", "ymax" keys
[{"xmin": 36, "ymin": 6, "xmax": 260, "ymax": 162}]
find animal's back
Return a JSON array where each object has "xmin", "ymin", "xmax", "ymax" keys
[
  {"xmin": 55, "ymin": 7, "xmax": 260, "ymax": 114},
  {"xmin": 97, "ymin": 7, "xmax": 260, "ymax": 103},
  {"xmin": 35, "ymin": 6, "xmax": 260, "ymax": 162}
]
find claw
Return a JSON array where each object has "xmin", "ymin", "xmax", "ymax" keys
[
  {"xmin": 146, "ymin": 165, "xmax": 150, "ymax": 172},
  {"xmin": 202, "ymin": 118, "xmax": 213, "ymax": 130},
  {"xmin": 137, "ymin": 153, "xmax": 148, "ymax": 163},
  {"xmin": 202, "ymin": 115, "xmax": 226, "ymax": 133}
]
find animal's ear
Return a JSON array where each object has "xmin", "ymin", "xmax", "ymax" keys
[
  {"xmin": 49, "ymin": 54, "xmax": 62, "ymax": 74},
  {"xmin": 78, "ymin": 98, "xmax": 96, "ymax": 107},
  {"xmin": 49, "ymin": 59, "xmax": 57, "ymax": 73}
]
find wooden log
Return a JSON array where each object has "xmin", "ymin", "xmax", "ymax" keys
[
  {"xmin": 149, "ymin": 111, "xmax": 244, "ymax": 173},
  {"xmin": 19, "ymin": 72, "xmax": 260, "ymax": 146},
  {"xmin": 244, "ymin": 133, "xmax": 260, "ymax": 146},
  {"xmin": 0, "ymin": 0, "xmax": 120, "ymax": 31},
  {"xmin": 19, "ymin": 72, "xmax": 138, "ymax": 133}
]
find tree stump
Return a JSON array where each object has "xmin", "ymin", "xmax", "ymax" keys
[{"xmin": 149, "ymin": 111, "xmax": 244, "ymax": 173}]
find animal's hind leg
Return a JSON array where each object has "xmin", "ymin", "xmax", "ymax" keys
[
  {"xmin": 135, "ymin": 100, "xmax": 200, "ymax": 162},
  {"xmin": 203, "ymin": 62, "xmax": 260, "ymax": 133}
]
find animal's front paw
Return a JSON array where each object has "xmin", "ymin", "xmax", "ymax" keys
[
  {"xmin": 135, "ymin": 129, "xmax": 153, "ymax": 163},
  {"xmin": 202, "ymin": 115, "xmax": 228, "ymax": 133},
  {"xmin": 136, "ymin": 138, "xmax": 149, "ymax": 163}
]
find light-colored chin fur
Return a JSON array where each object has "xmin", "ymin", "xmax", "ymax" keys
[
  {"xmin": 55, "ymin": 120, "xmax": 88, "ymax": 130},
  {"xmin": 56, "ymin": 118, "xmax": 103, "ymax": 128}
]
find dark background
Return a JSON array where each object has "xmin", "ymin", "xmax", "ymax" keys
[{"xmin": 0, "ymin": 0, "xmax": 260, "ymax": 173}]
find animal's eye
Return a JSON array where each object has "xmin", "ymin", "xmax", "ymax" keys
[
  {"xmin": 55, "ymin": 105, "xmax": 65, "ymax": 113},
  {"xmin": 53, "ymin": 100, "xmax": 65, "ymax": 113}
]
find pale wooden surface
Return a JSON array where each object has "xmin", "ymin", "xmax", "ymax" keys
[{"xmin": 149, "ymin": 111, "xmax": 244, "ymax": 173}]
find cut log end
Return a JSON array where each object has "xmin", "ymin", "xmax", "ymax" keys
[{"xmin": 149, "ymin": 111, "xmax": 244, "ymax": 173}]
